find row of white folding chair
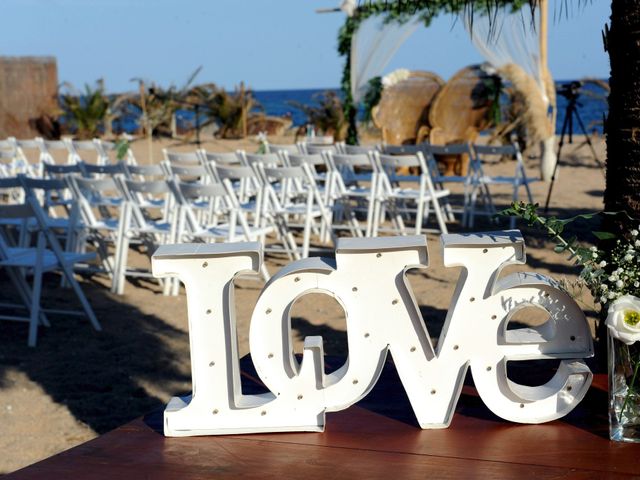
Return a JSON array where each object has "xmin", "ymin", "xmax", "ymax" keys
[
  {"xmin": 213, "ymin": 161, "xmax": 334, "ymax": 260},
  {"xmin": 0, "ymin": 168, "xmax": 172, "ymax": 296},
  {"xmin": 1, "ymin": 136, "xmax": 137, "ymax": 170},
  {"xmin": 0, "ymin": 196, "xmax": 101, "ymax": 346},
  {"xmin": 270, "ymin": 148, "xmax": 449, "ymax": 238},
  {"xmin": 0, "ymin": 175, "xmax": 82, "ymax": 254},
  {"xmin": 164, "ymin": 148, "xmax": 414, "ymax": 244},
  {"xmin": 421, "ymin": 142, "xmax": 535, "ymax": 228},
  {"xmin": 0, "ymin": 143, "xmax": 40, "ymax": 179},
  {"xmin": 325, "ymin": 151, "xmax": 451, "ymax": 237},
  {"xmin": 382, "ymin": 142, "xmax": 519, "ymax": 228},
  {"xmin": 70, "ymin": 170, "xmax": 289, "ymax": 294},
  {"xmin": 266, "ymin": 140, "xmax": 380, "ymax": 157},
  {"xmin": 163, "ymin": 149, "xmax": 330, "ymax": 250}
]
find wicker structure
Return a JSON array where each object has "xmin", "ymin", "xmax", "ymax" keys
[
  {"xmin": 372, "ymin": 71, "xmax": 444, "ymax": 145},
  {"xmin": 0, "ymin": 56, "xmax": 58, "ymax": 138}
]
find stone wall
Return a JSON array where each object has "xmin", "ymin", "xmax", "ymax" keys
[{"xmin": 0, "ymin": 56, "xmax": 58, "ymax": 138}]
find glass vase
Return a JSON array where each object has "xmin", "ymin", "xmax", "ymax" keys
[{"xmin": 608, "ymin": 332, "xmax": 640, "ymax": 442}]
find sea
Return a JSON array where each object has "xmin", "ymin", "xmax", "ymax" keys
[{"xmin": 112, "ymin": 80, "xmax": 608, "ymax": 137}]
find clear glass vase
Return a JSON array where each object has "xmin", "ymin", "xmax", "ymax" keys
[{"xmin": 609, "ymin": 332, "xmax": 640, "ymax": 442}]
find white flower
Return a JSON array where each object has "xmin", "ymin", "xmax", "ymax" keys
[
  {"xmin": 340, "ymin": 0, "xmax": 357, "ymax": 16},
  {"xmin": 625, "ymin": 254, "xmax": 634, "ymax": 262},
  {"xmin": 599, "ymin": 260, "xmax": 607, "ymax": 268},
  {"xmin": 616, "ymin": 279, "xmax": 624, "ymax": 288},
  {"xmin": 635, "ymin": 240, "xmax": 640, "ymax": 247},
  {"xmin": 382, "ymin": 69, "xmax": 411, "ymax": 89},
  {"xmin": 632, "ymin": 229, "xmax": 639, "ymax": 237},
  {"xmin": 590, "ymin": 246, "xmax": 598, "ymax": 252},
  {"xmin": 606, "ymin": 295, "xmax": 640, "ymax": 345}
]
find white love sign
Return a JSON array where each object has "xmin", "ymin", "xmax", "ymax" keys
[{"xmin": 152, "ymin": 231, "xmax": 593, "ymax": 437}]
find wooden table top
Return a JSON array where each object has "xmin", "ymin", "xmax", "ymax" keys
[{"xmin": 7, "ymin": 357, "xmax": 640, "ymax": 479}]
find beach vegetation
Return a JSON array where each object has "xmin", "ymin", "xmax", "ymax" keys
[
  {"xmin": 129, "ymin": 67, "xmax": 203, "ymax": 139},
  {"xmin": 59, "ymin": 79, "xmax": 110, "ymax": 139},
  {"xmin": 191, "ymin": 83, "xmax": 258, "ymax": 139},
  {"xmin": 288, "ymin": 91, "xmax": 347, "ymax": 141}
]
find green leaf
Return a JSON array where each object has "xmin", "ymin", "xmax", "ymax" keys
[{"xmin": 592, "ymin": 231, "xmax": 617, "ymax": 240}]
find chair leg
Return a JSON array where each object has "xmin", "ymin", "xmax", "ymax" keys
[
  {"xmin": 432, "ymin": 197, "xmax": 448, "ymax": 235},
  {"xmin": 6, "ymin": 265, "xmax": 49, "ymax": 327},
  {"xmin": 28, "ymin": 233, "xmax": 46, "ymax": 347},
  {"xmin": 112, "ymin": 204, "xmax": 131, "ymax": 295},
  {"xmin": 64, "ymin": 266, "xmax": 101, "ymax": 331},
  {"xmin": 415, "ymin": 199, "xmax": 425, "ymax": 235},
  {"xmin": 302, "ymin": 194, "xmax": 313, "ymax": 258}
]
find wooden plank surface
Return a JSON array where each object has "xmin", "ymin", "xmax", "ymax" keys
[{"xmin": 6, "ymin": 357, "xmax": 640, "ymax": 479}]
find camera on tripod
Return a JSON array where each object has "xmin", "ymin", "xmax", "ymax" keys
[{"xmin": 558, "ymin": 80, "xmax": 583, "ymax": 101}]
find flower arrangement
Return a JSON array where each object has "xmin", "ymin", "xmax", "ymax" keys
[
  {"xmin": 381, "ymin": 69, "xmax": 411, "ymax": 89},
  {"xmin": 502, "ymin": 202, "xmax": 640, "ymax": 441}
]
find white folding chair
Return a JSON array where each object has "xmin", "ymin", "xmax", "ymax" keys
[
  {"xmin": 20, "ymin": 175, "xmax": 83, "ymax": 254},
  {"xmin": 114, "ymin": 177, "xmax": 178, "ymax": 295},
  {"xmin": 470, "ymin": 143, "xmax": 538, "ymax": 229},
  {"xmin": 0, "ymin": 197, "xmax": 101, "ymax": 346},
  {"xmin": 327, "ymin": 152, "xmax": 378, "ymax": 237},
  {"xmin": 67, "ymin": 139, "xmax": 103, "ymax": 165},
  {"xmin": 163, "ymin": 149, "xmax": 201, "ymax": 165},
  {"xmin": 0, "ymin": 175, "xmax": 24, "ymax": 205},
  {"xmin": 342, "ymin": 144, "xmax": 379, "ymax": 155},
  {"xmin": 304, "ymin": 143, "xmax": 339, "ymax": 155},
  {"xmin": 0, "ymin": 148, "xmax": 29, "ymax": 179},
  {"xmin": 67, "ymin": 175, "xmax": 127, "ymax": 285},
  {"xmin": 169, "ymin": 179, "xmax": 274, "ymax": 286},
  {"xmin": 199, "ymin": 150, "xmax": 242, "ymax": 166},
  {"xmin": 239, "ymin": 152, "xmax": 283, "ymax": 169},
  {"xmin": 375, "ymin": 152, "xmax": 450, "ymax": 235},
  {"xmin": 265, "ymin": 142, "xmax": 301, "ymax": 155},
  {"xmin": 421, "ymin": 143, "xmax": 482, "ymax": 227},
  {"xmin": 15, "ymin": 138, "xmax": 44, "ymax": 178},
  {"xmin": 125, "ymin": 163, "xmax": 171, "ymax": 216},
  {"xmin": 38, "ymin": 139, "xmax": 71, "ymax": 165},
  {"xmin": 259, "ymin": 164, "xmax": 335, "ymax": 258},
  {"xmin": 98, "ymin": 140, "xmax": 138, "ymax": 165}
]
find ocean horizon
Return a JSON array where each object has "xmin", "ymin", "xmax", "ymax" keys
[{"xmin": 112, "ymin": 81, "xmax": 608, "ymax": 137}]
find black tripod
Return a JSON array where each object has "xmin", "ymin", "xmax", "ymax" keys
[{"xmin": 544, "ymin": 82, "xmax": 605, "ymax": 212}]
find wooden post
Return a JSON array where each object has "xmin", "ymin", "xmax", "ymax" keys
[
  {"xmin": 138, "ymin": 80, "xmax": 152, "ymax": 165},
  {"xmin": 539, "ymin": 0, "xmax": 548, "ymax": 78}
]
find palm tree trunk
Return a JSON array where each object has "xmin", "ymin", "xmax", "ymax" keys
[{"xmin": 604, "ymin": 0, "xmax": 640, "ymax": 218}]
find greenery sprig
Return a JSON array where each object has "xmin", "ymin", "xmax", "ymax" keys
[{"xmin": 500, "ymin": 202, "xmax": 640, "ymax": 307}]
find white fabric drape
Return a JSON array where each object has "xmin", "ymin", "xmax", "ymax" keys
[
  {"xmin": 350, "ymin": 15, "xmax": 421, "ymax": 104},
  {"xmin": 464, "ymin": 7, "xmax": 557, "ymax": 181},
  {"xmin": 464, "ymin": 7, "xmax": 545, "ymax": 100}
]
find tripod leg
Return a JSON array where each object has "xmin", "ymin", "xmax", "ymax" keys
[
  {"xmin": 573, "ymin": 109, "xmax": 605, "ymax": 173},
  {"xmin": 544, "ymin": 106, "xmax": 572, "ymax": 213}
]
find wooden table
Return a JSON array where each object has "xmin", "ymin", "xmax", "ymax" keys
[{"xmin": 7, "ymin": 357, "xmax": 640, "ymax": 479}]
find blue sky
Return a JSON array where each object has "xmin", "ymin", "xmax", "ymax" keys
[{"xmin": 1, "ymin": 0, "xmax": 610, "ymax": 93}]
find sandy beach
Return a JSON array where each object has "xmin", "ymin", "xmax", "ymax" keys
[{"xmin": 0, "ymin": 133, "xmax": 606, "ymax": 474}]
